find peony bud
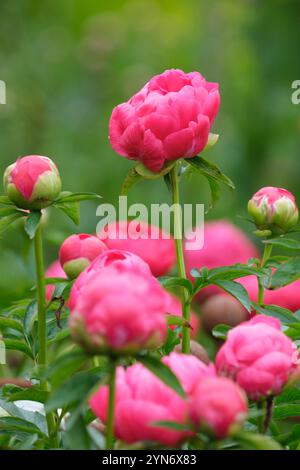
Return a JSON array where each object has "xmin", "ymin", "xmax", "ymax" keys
[
  {"xmin": 190, "ymin": 377, "xmax": 248, "ymax": 438},
  {"xmin": 3, "ymin": 155, "xmax": 61, "ymax": 210},
  {"xmin": 69, "ymin": 266, "xmax": 168, "ymax": 354},
  {"xmin": 59, "ymin": 234, "xmax": 107, "ymax": 279},
  {"xmin": 248, "ymin": 186, "xmax": 298, "ymax": 235}
]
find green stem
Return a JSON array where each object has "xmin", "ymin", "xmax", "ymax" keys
[
  {"xmin": 257, "ymin": 243, "xmax": 273, "ymax": 306},
  {"xmin": 33, "ymin": 224, "xmax": 58, "ymax": 448},
  {"xmin": 170, "ymin": 165, "xmax": 191, "ymax": 354},
  {"xmin": 262, "ymin": 396, "xmax": 274, "ymax": 434},
  {"xmin": 34, "ymin": 226, "xmax": 47, "ymax": 366},
  {"xmin": 106, "ymin": 360, "xmax": 117, "ymax": 450}
]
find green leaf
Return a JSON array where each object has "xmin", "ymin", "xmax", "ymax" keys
[
  {"xmin": 120, "ymin": 167, "xmax": 143, "ymax": 195},
  {"xmin": 4, "ymin": 339, "xmax": 33, "ymax": 359},
  {"xmin": 263, "ymin": 238, "xmax": 300, "ymax": 251},
  {"xmin": 154, "ymin": 420, "xmax": 190, "ymax": 431},
  {"xmin": 273, "ymin": 404, "xmax": 300, "ymax": 420},
  {"xmin": 212, "ymin": 324, "xmax": 232, "ymax": 340},
  {"xmin": 163, "ymin": 172, "xmax": 172, "ymax": 193},
  {"xmin": 24, "ymin": 210, "xmax": 42, "ymax": 239},
  {"xmin": 185, "ymin": 155, "xmax": 235, "ymax": 190},
  {"xmin": 236, "ymin": 431, "xmax": 282, "ymax": 450},
  {"xmin": 206, "ymin": 177, "xmax": 221, "ymax": 211},
  {"xmin": 166, "ymin": 315, "xmax": 189, "ymax": 328},
  {"xmin": 159, "ymin": 276, "xmax": 193, "ymax": 295},
  {"xmin": 214, "ymin": 279, "xmax": 252, "ymax": 312},
  {"xmin": 253, "ymin": 304, "xmax": 295, "ymax": 324},
  {"xmin": 23, "ymin": 300, "xmax": 37, "ymax": 336},
  {"xmin": 0, "ymin": 316, "xmax": 24, "ymax": 334},
  {"xmin": 55, "ymin": 191, "xmax": 101, "ymax": 203},
  {"xmin": 0, "ymin": 416, "xmax": 45, "ymax": 437},
  {"xmin": 0, "ymin": 196, "xmax": 14, "ymax": 205},
  {"xmin": 162, "ymin": 327, "xmax": 180, "ymax": 355},
  {"xmin": 54, "ymin": 200, "xmax": 80, "ymax": 225},
  {"xmin": 45, "ymin": 369, "xmax": 103, "ymax": 412},
  {"xmin": 43, "ymin": 349, "xmax": 89, "ymax": 388},
  {"xmin": 135, "ymin": 161, "xmax": 175, "ymax": 180},
  {"xmin": 65, "ymin": 412, "xmax": 91, "ymax": 450},
  {"xmin": 7, "ymin": 387, "xmax": 48, "ymax": 404},
  {"xmin": 0, "ymin": 212, "xmax": 24, "ymax": 236},
  {"xmin": 138, "ymin": 356, "xmax": 185, "ymax": 398},
  {"xmin": 269, "ymin": 257, "xmax": 300, "ymax": 288}
]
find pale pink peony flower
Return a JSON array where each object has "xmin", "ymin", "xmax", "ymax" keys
[
  {"xmin": 69, "ymin": 265, "xmax": 168, "ymax": 353},
  {"xmin": 97, "ymin": 220, "xmax": 175, "ymax": 277},
  {"xmin": 3, "ymin": 155, "xmax": 61, "ymax": 209},
  {"xmin": 248, "ymin": 186, "xmax": 298, "ymax": 235},
  {"xmin": 184, "ymin": 220, "xmax": 259, "ymax": 301},
  {"xmin": 216, "ymin": 315, "xmax": 298, "ymax": 400},
  {"xmin": 90, "ymin": 352, "xmax": 215, "ymax": 445},
  {"xmin": 45, "ymin": 260, "xmax": 67, "ymax": 303},
  {"xmin": 59, "ymin": 233, "xmax": 107, "ymax": 279},
  {"xmin": 68, "ymin": 249, "xmax": 152, "ymax": 310},
  {"xmin": 190, "ymin": 376, "xmax": 248, "ymax": 438},
  {"xmin": 109, "ymin": 69, "xmax": 220, "ymax": 172}
]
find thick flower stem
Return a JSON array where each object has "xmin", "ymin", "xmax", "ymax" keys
[
  {"xmin": 262, "ymin": 396, "xmax": 274, "ymax": 434},
  {"xmin": 34, "ymin": 226, "xmax": 47, "ymax": 366},
  {"xmin": 106, "ymin": 360, "xmax": 117, "ymax": 450},
  {"xmin": 257, "ymin": 243, "xmax": 273, "ymax": 306},
  {"xmin": 170, "ymin": 165, "xmax": 191, "ymax": 354},
  {"xmin": 33, "ymin": 225, "xmax": 58, "ymax": 448}
]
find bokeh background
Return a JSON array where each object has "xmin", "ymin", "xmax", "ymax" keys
[{"xmin": 0, "ymin": 0, "xmax": 299, "ymax": 306}]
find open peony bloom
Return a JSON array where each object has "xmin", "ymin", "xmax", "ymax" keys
[
  {"xmin": 97, "ymin": 220, "xmax": 175, "ymax": 277},
  {"xmin": 90, "ymin": 352, "xmax": 215, "ymax": 446},
  {"xmin": 3, "ymin": 155, "xmax": 61, "ymax": 210},
  {"xmin": 248, "ymin": 186, "xmax": 298, "ymax": 235},
  {"xmin": 69, "ymin": 249, "xmax": 152, "ymax": 310},
  {"xmin": 59, "ymin": 234, "xmax": 107, "ymax": 279},
  {"xmin": 45, "ymin": 260, "xmax": 67, "ymax": 303},
  {"xmin": 216, "ymin": 315, "xmax": 298, "ymax": 401},
  {"xmin": 184, "ymin": 220, "xmax": 259, "ymax": 301},
  {"xmin": 69, "ymin": 265, "xmax": 168, "ymax": 354},
  {"xmin": 109, "ymin": 69, "xmax": 220, "ymax": 172},
  {"xmin": 190, "ymin": 376, "xmax": 248, "ymax": 438}
]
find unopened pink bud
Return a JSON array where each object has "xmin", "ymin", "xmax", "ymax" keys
[
  {"xmin": 248, "ymin": 186, "xmax": 298, "ymax": 235},
  {"xmin": 3, "ymin": 155, "xmax": 61, "ymax": 210},
  {"xmin": 59, "ymin": 234, "xmax": 107, "ymax": 279}
]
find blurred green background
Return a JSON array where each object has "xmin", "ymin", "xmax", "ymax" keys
[{"xmin": 0, "ymin": 0, "xmax": 299, "ymax": 305}]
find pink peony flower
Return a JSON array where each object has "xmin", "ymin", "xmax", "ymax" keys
[
  {"xmin": 97, "ymin": 220, "xmax": 175, "ymax": 277},
  {"xmin": 69, "ymin": 265, "xmax": 168, "ymax": 353},
  {"xmin": 184, "ymin": 220, "xmax": 259, "ymax": 301},
  {"xmin": 3, "ymin": 155, "xmax": 61, "ymax": 209},
  {"xmin": 248, "ymin": 186, "xmax": 298, "ymax": 235},
  {"xmin": 45, "ymin": 260, "xmax": 67, "ymax": 303},
  {"xmin": 190, "ymin": 376, "xmax": 248, "ymax": 438},
  {"xmin": 166, "ymin": 293, "xmax": 200, "ymax": 338},
  {"xmin": 90, "ymin": 352, "xmax": 214, "ymax": 445},
  {"xmin": 216, "ymin": 315, "xmax": 298, "ymax": 400},
  {"xmin": 69, "ymin": 249, "xmax": 152, "ymax": 310},
  {"xmin": 109, "ymin": 69, "xmax": 220, "ymax": 172},
  {"xmin": 59, "ymin": 234, "xmax": 107, "ymax": 279}
]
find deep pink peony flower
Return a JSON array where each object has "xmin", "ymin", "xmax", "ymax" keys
[
  {"xmin": 69, "ymin": 265, "xmax": 168, "ymax": 353},
  {"xmin": 69, "ymin": 249, "xmax": 152, "ymax": 310},
  {"xmin": 190, "ymin": 376, "xmax": 248, "ymax": 438},
  {"xmin": 109, "ymin": 69, "xmax": 220, "ymax": 172},
  {"xmin": 97, "ymin": 220, "xmax": 176, "ymax": 277},
  {"xmin": 166, "ymin": 293, "xmax": 200, "ymax": 338},
  {"xmin": 248, "ymin": 186, "xmax": 298, "ymax": 235},
  {"xmin": 216, "ymin": 315, "xmax": 298, "ymax": 400},
  {"xmin": 90, "ymin": 352, "xmax": 214, "ymax": 445},
  {"xmin": 184, "ymin": 220, "xmax": 259, "ymax": 301},
  {"xmin": 59, "ymin": 234, "xmax": 107, "ymax": 279},
  {"xmin": 3, "ymin": 155, "xmax": 61, "ymax": 209},
  {"xmin": 45, "ymin": 260, "xmax": 67, "ymax": 303}
]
